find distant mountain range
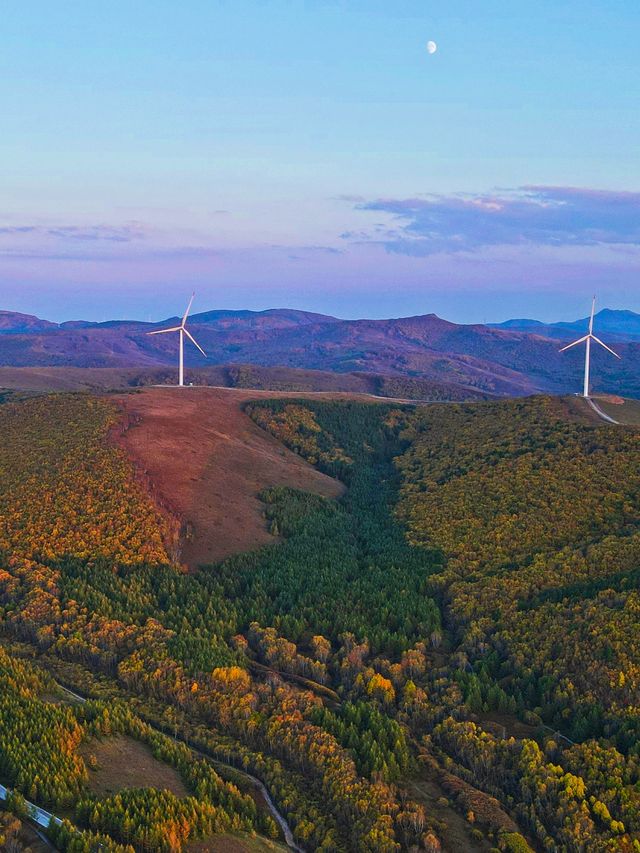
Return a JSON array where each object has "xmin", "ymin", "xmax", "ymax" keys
[
  {"xmin": 0, "ymin": 306, "xmax": 638, "ymax": 398},
  {"xmin": 489, "ymin": 308, "xmax": 640, "ymax": 341}
]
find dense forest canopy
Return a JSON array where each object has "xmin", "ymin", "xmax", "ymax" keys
[
  {"xmin": 395, "ymin": 397, "xmax": 640, "ymax": 740},
  {"xmin": 0, "ymin": 391, "xmax": 638, "ymax": 851}
]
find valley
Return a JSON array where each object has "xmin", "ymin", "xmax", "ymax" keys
[{"xmin": 0, "ymin": 386, "xmax": 638, "ymax": 851}]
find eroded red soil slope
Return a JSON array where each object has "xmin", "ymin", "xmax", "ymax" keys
[{"xmin": 114, "ymin": 387, "xmax": 349, "ymax": 567}]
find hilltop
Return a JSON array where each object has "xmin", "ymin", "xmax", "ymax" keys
[{"xmin": 0, "ymin": 363, "xmax": 491, "ymax": 402}]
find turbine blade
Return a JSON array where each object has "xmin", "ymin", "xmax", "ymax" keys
[
  {"xmin": 147, "ymin": 326, "xmax": 182, "ymax": 335},
  {"xmin": 592, "ymin": 335, "xmax": 621, "ymax": 359},
  {"xmin": 182, "ymin": 292, "xmax": 195, "ymax": 327},
  {"xmin": 559, "ymin": 335, "xmax": 588, "ymax": 352},
  {"xmin": 184, "ymin": 327, "xmax": 206, "ymax": 357},
  {"xmin": 589, "ymin": 295, "xmax": 596, "ymax": 334}
]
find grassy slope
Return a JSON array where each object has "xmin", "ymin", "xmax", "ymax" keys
[{"xmin": 593, "ymin": 395, "xmax": 640, "ymax": 425}]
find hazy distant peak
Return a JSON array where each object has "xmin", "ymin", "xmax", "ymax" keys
[
  {"xmin": 0, "ymin": 310, "xmax": 58, "ymax": 333},
  {"xmin": 187, "ymin": 307, "xmax": 339, "ymax": 327},
  {"xmin": 489, "ymin": 308, "xmax": 640, "ymax": 341}
]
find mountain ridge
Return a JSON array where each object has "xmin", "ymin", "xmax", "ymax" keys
[
  {"xmin": 490, "ymin": 308, "xmax": 640, "ymax": 341},
  {"xmin": 1, "ymin": 306, "xmax": 339, "ymax": 332},
  {"xmin": 0, "ymin": 306, "xmax": 638, "ymax": 398}
]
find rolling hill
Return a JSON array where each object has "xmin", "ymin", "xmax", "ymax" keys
[{"xmin": 0, "ymin": 306, "xmax": 638, "ymax": 398}]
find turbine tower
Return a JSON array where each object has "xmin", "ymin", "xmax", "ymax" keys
[
  {"xmin": 147, "ymin": 293, "xmax": 206, "ymax": 386},
  {"xmin": 559, "ymin": 296, "xmax": 621, "ymax": 398}
]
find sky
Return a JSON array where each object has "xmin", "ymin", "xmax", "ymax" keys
[{"xmin": 2, "ymin": 0, "xmax": 640, "ymax": 323}]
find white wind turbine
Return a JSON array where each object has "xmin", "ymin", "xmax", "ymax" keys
[
  {"xmin": 147, "ymin": 293, "xmax": 206, "ymax": 386},
  {"xmin": 559, "ymin": 296, "xmax": 621, "ymax": 398}
]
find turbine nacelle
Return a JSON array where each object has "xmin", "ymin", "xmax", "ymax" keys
[
  {"xmin": 559, "ymin": 296, "xmax": 621, "ymax": 398},
  {"xmin": 147, "ymin": 293, "xmax": 206, "ymax": 386}
]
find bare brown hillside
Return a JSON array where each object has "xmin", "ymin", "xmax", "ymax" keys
[{"xmin": 114, "ymin": 387, "xmax": 357, "ymax": 568}]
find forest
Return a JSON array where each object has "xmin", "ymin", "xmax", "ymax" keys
[{"xmin": 0, "ymin": 391, "xmax": 638, "ymax": 851}]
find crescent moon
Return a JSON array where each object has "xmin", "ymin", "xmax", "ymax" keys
[{"xmin": 427, "ymin": 40, "xmax": 437, "ymax": 54}]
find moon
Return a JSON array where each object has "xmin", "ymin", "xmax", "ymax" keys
[{"xmin": 427, "ymin": 40, "xmax": 437, "ymax": 54}]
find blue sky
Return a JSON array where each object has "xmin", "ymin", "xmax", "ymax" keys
[{"xmin": 1, "ymin": 0, "xmax": 639, "ymax": 322}]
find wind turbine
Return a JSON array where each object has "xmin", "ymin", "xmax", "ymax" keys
[
  {"xmin": 559, "ymin": 296, "xmax": 621, "ymax": 398},
  {"xmin": 147, "ymin": 293, "xmax": 206, "ymax": 386}
]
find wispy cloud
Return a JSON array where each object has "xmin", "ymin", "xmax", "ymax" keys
[
  {"xmin": 0, "ymin": 240, "xmax": 343, "ymax": 264},
  {"xmin": 348, "ymin": 187, "xmax": 640, "ymax": 256},
  {"xmin": 0, "ymin": 223, "xmax": 146, "ymax": 243}
]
